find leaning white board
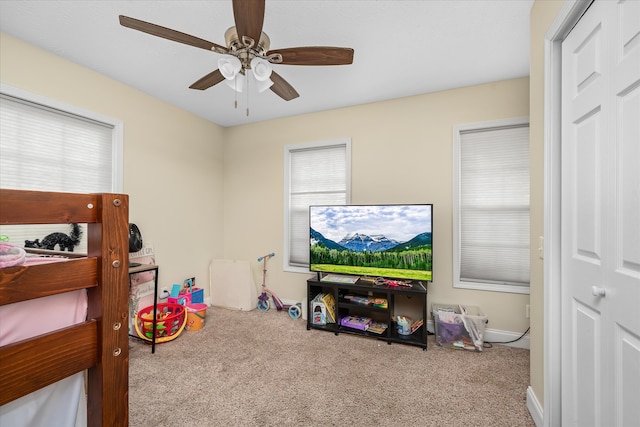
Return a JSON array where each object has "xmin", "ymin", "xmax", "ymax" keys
[{"xmin": 209, "ymin": 259, "xmax": 257, "ymax": 311}]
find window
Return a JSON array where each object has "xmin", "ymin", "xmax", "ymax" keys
[
  {"xmin": 0, "ymin": 84, "xmax": 123, "ymax": 252},
  {"xmin": 453, "ymin": 118, "xmax": 530, "ymax": 294},
  {"xmin": 284, "ymin": 138, "xmax": 351, "ymax": 272},
  {"xmin": 0, "ymin": 87, "xmax": 122, "ymax": 192}
]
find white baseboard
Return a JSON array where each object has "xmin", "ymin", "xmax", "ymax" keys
[
  {"xmin": 426, "ymin": 320, "xmax": 530, "ymax": 349},
  {"xmin": 526, "ymin": 386, "xmax": 543, "ymax": 427},
  {"xmin": 484, "ymin": 328, "xmax": 530, "ymax": 349}
]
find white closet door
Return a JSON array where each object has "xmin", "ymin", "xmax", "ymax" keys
[{"xmin": 561, "ymin": 1, "xmax": 640, "ymax": 426}]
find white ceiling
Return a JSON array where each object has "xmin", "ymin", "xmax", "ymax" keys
[{"xmin": 0, "ymin": 1, "xmax": 533, "ymax": 128}]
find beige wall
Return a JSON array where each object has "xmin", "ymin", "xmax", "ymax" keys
[
  {"xmin": 224, "ymin": 78, "xmax": 531, "ymax": 334},
  {"xmin": 529, "ymin": 0, "xmax": 565, "ymax": 410},
  {"xmin": 0, "ymin": 33, "xmax": 226, "ymax": 291},
  {"xmin": 3, "ymin": 20, "xmax": 546, "ymax": 398}
]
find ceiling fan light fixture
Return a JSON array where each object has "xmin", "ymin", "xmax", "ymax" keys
[
  {"xmin": 225, "ymin": 72, "xmax": 245, "ymax": 93},
  {"xmin": 255, "ymin": 77, "xmax": 274, "ymax": 93},
  {"xmin": 250, "ymin": 57, "xmax": 273, "ymax": 81},
  {"xmin": 218, "ymin": 54, "xmax": 242, "ymax": 80}
]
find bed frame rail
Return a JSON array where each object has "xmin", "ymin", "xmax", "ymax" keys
[
  {"xmin": 0, "ymin": 321, "xmax": 98, "ymax": 406},
  {"xmin": 0, "ymin": 258, "xmax": 98, "ymax": 305},
  {"xmin": 0, "ymin": 189, "xmax": 129, "ymax": 427}
]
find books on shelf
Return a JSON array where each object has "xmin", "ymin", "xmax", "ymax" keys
[
  {"xmin": 311, "ymin": 301, "xmax": 326, "ymax": 325},
  {"xmin": 367, "ymin": 322, "xmax": 388, "ymax": 334},
  {"xmin": 321, "ymin": 293, "xmax": 336, "ymax": 323},
  {"xmin": 372, "ymin": 298, "xmax": 388, "ymax": 309},
  {"xmin": 320, "ymin": 274, "xmax": 359, "ymax": 284},
  {"xmin": 340, "ymin": 315, "xmax": 372, "ymax": 331},
  {"xmin": 311, "ymin": 292, "xmax": 336, "ymax": 324},
  {"xmin": 344, "ymin": 294, "xmax": 371, "ymax": 305},
  {"xmin": 343, "ymin": 294, "xmax": 388, "ymax": 309},
  {"xmin": 410, "ymin": 318, "xmax": 424, "ymax": 334}
]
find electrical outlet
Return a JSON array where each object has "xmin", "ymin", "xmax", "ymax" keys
[
  {"xmin": 526, "ymin": 304, "xmax": 530, "ymax": 319},
  {"xmin": 159, "ymin": 287, "xmax": 170, "ymax": 299}
]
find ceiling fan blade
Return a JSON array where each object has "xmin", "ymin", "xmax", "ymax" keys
[
  {"xmin": 232, "ymin": 0, "xmax": 265, "ymax": 45},
  {"xmin": 189, "ymin": 69, "xmax": 226, "ymax": 90},
  {"xmin": 269, "ymin": 47, "xmax": 354, "ymax": 66},
  {"xmin": 119, "ymin": 15, "xmax": 226, "ymax": 53},
  {"xmin": 269, "ymin": 71, "xmax": 299, "ymax": 101}
]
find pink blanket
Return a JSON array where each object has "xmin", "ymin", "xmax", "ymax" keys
[
  {"xmin": 0, "ymin": 290, "xmax": 88, "ymax": 426},
  {"xmin": 0, "ymin": 242, "xmax": 26, "ymax": 268}
]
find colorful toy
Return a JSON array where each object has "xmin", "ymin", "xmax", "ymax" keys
[
  {"xmin": 374, "ymin": 277, "xmax": 413, "ymax": 288},
  {"xmin": 256, "ymin": 252, "xmax": 301, "ymax": 319},
  {"xmin": 135, "ymin": 303, "xmax": 187, "ymax": 343}
]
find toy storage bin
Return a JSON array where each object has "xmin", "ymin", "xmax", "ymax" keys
[
  {"xmin": 190, "ymin": 287, "xmax": 204, "ymax": 304},
  {"xmin": 168, "ymin": 293, "xmax": 192, "ymax": 306},
  {"xmin": 135, "ymin": 303, "xmax": 187, "ymax": 343},
  {"xmin": 432, "ymin": 303, "xmax": 487, "ymax": 352},
  {"xmin": 185, "ymin": 303, "xmax": 207, "ymax": 331}
]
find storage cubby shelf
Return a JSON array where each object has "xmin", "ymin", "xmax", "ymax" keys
[{"xmin": 307, "ymin": 276, "xmax": 428, "ymax": 350}]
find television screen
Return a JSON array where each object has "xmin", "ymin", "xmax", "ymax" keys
[{"xmin": 309, "ymin": 204, "xmax": 433, "ymax": 281}]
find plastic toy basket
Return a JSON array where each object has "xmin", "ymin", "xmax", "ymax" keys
[{"xmin": 135, "ymin": 303, "xmax": 187, "ymax": 343}]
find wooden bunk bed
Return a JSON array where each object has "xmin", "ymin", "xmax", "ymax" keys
[{"xmin": 0, "ymin": 189, "xmax": 129, "ymax": 426}]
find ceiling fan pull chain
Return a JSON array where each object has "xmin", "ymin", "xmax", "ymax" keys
[
  {"xmin": 234, "ymin": 78, "xmax": 238, "ymax": 109},
  {"xmin": 246, "ymin": 73, "xmax": 250, "ymax": 117}
]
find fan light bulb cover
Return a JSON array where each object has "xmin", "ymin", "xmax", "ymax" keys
[
  {"xmin": 218, "ymin": 55, "xmax": 242, "ymax": 80},
  {"xmin": 255, "ymin": 77, "xmax": 274, "ymax": 93},
  {"xmin": 225, "ymin": 73, "xmax": 245, "ymax": 92},
  {"xmin": 251, "ymin": 57, "xmax": 273, "ymax": 81}
]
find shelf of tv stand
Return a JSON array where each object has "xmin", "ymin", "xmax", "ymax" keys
[{"xmin": 306, "ymin": 276, "xmax": 428, "ymax": 350}]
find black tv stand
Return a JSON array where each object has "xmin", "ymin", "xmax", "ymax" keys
[{"xmin": 306, "ymin": 274, "xmax": 428, "ymax": 350}]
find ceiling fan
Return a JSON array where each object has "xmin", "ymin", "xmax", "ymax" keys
[{"xmin": 119, "ymin": 0, "xmax": 354, "ymax": 101}]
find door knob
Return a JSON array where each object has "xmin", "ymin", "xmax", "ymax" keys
[{"xmin": 591, "ymin": 286, "xmax": 606, "ymax": 297}]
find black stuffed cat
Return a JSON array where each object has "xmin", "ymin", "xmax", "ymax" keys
[{"xmin": 25, "ymin": 223, "xmax": 82, "ymax": 252}]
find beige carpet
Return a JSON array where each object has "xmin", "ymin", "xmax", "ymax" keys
[{"xmin": 129, "ymin": 306, "xmax": 534, "ymax": 426}]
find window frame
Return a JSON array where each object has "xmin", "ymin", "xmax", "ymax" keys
[
  {"xmin": 283, "ymin": 138, "xmax": 351, "ymax": 274},
  {"xmin": 452, "ymin": 116, "xmax": 530, "ymax": 295}
]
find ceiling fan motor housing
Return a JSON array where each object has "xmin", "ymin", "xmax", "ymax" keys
[{"xmin": 224, "ymin": 27, "xmax": 270, "ymax": 52}]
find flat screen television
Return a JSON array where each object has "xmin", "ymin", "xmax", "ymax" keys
[{"xmin": 309, "ymin": 204, "xmax": 433, "ymax": 282}]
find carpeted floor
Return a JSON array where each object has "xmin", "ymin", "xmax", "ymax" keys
[{"xmin": 129, "ymin": 306, "xmax": 534, "ymax": 427}]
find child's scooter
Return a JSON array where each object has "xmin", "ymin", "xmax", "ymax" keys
[{"xmin": 256, "ymin": 252, "xmax": 301, "ymax": 319}]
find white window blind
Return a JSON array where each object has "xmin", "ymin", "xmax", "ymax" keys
[
  {"xmin": 454, "ymin": 120, "xmax": 530, "ymax": 293},
  {"xmin": 0, "ymin": 89, "xmax": 122, "ymax": 253},
  {"xmin": 0, "ymin": 93, "xmax": 114, "ymax": 193},
  {"xmin": 284, "ymin": 139, "xmax": 350, "ymax": 271}
]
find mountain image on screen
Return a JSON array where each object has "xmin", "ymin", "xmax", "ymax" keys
[
  {"xmin": 338, "ymin": 233, "xmax": 399, "ymax": 252},
  {"xmin": 311, "ymin": 229, "xmax": 432, "ymax": 253}
]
